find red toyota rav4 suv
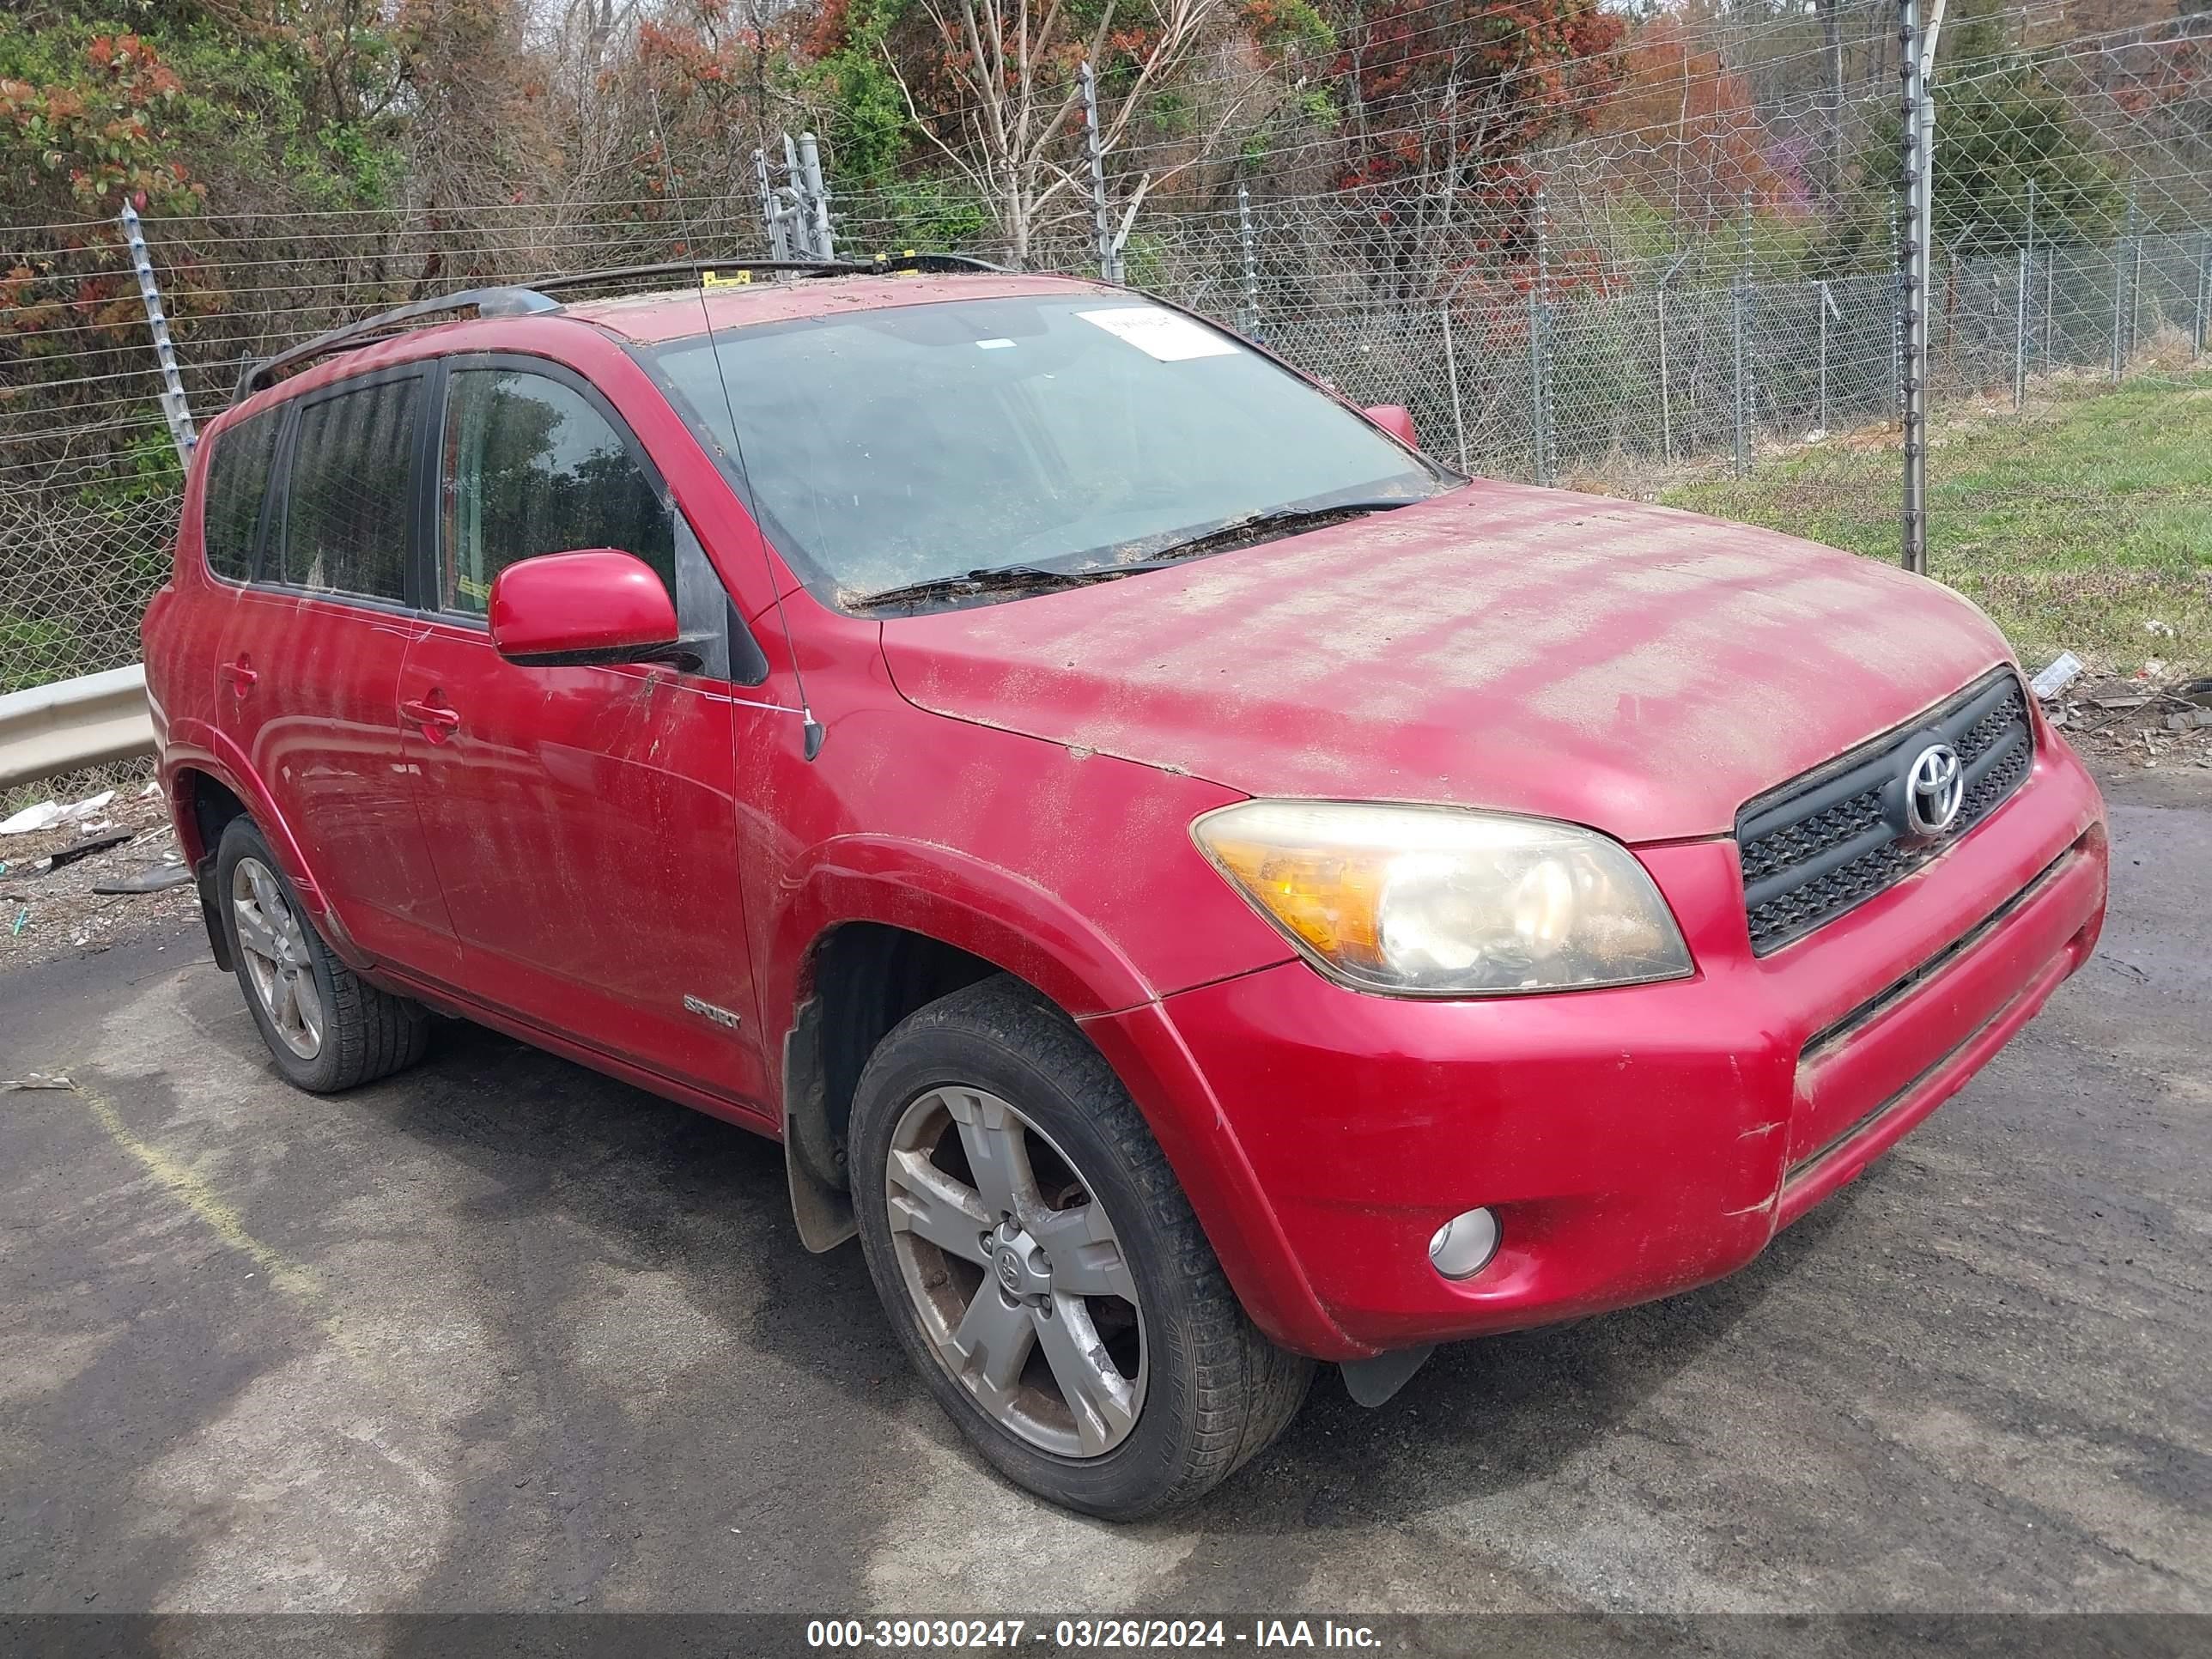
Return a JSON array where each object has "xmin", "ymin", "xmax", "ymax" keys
[{"xmin": 143, "ymin": 260, "xmax": 2109, "ymax": 1518}]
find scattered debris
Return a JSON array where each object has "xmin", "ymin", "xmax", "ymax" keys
[
  {"xmin": 2030, "ymin": 651, "xmax": 2085, "ymax": 701},
  {"xmin": 46, "ymin": 829, "xmax": 134, "ymax": 871},
  {"xmin": 0, "ymin": 800, "xmax": 61, "ymax": 836},
  {"xmin": 93, "ymin": 858, "xmax": 191, "ymax": 896},
  {"xmin": 1, "ymin": 1073, "xmax": 75, "ymax": 1091},
  {"xmin": 0, "ymin": 781, "xmax": 195, "ymax": 968},
  {"xmin": 2181, "ymin": 678, "xmax": 2212, "ymax": 711}
]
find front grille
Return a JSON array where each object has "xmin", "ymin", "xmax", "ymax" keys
[{"xmin": 1737, "ymin": 671, "xmax": 2033, "ymax": 954}]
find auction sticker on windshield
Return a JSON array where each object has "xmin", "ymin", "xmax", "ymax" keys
[{"xmin": 1077, "ymin": 306, "xmax": 1239, "ymax": 362}]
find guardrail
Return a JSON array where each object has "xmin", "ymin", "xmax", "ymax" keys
[{"xmin": 0, "ymin": 665, "xmax": 155, "ymax": 792}]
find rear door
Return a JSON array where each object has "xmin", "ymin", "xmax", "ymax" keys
[
  {"xmin": 214, "ymin": 367, "xmax": 462, "ymax": 979},
  {"xmin": 398, "ymin": 356, "xmax": 766, "ymax": 1102}
]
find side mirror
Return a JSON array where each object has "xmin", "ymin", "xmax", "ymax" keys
[
  {"xmin": 489, "ymin": 549, "xmax": 680, "ymax": 668},
  {"xmin": 1364, "ymin": 404, "xmax": 1419, "ymax": 448}
]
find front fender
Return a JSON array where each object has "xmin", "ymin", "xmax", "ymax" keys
[{"xmin": 765, "ymin": 832, "xmax": 1350, "ymax": 1358}]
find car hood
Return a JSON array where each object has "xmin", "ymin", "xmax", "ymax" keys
[{"xmin": 878, "ymin": 482, "xmax": 2015, "ymax": 844}]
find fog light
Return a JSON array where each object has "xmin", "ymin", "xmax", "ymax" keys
[{"xmin": 1428, "ymin": 1207, "xmax": 1500, "ymax": 1280}]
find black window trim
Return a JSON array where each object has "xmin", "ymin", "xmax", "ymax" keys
[
  {"xmin": 425, "ymin": 350, "xmax": 766, "ymax": 684},
  {"xmin": 426, "ymin": 351, "xmax": 678, "ymax": 632},
  {"xmin": 198, "ymin": 406, "xmax": 283, "ymax": 590},
  {"xmin": 254, "ymin": 362, "xmax": 428, "ymax": 617}
]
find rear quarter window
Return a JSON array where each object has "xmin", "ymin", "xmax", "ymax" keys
[
  {"xmin": 278, "ymin": 375, "xmax": 419, "ymax": 602},
  {"xmin": 200, "ymin": 410, "xmax": 279, "ymax": 582}
]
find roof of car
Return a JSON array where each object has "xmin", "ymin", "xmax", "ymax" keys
[{"xmin": 563, "ymin": 270, "xmax": 1111, "ymax": 345}]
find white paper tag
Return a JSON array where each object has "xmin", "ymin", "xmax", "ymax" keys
[{"xmin": 1077, "ymin": 306, "xmax": 1238, "ymax": 362}]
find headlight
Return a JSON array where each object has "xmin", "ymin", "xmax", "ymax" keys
[{"xmin": 1191, "ymin": 800, "xmax": 1692, "ymax": 997}]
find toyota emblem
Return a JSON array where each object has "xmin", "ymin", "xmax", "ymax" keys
[{"xmin": 1904, "ymin": 743, "xmax": 1965, "ymax": 837}]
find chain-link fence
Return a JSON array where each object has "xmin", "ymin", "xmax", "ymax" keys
[{"xmin": 3, "ymin": 3, "xmax": 2207, "ymax": 715}]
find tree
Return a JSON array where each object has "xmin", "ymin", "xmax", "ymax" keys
[
  {"xmin": 1328, "ymin": 0, "xmax": 1628, "ymax": 293},
  {"xmin": 846, "ymin": 0, "xmax": 1232, "ymax": 264}
]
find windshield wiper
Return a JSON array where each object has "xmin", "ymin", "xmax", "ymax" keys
[
  {"xmin": 851, "ymin": 500, "xmax": 1424, "ymax": 611},
  {"xmin": 1137, "ymin": 499, "xmax": 1417, "ymax": 564},
  {"xmin": 850, "ymin": 563, "xmax": 1132, "ymax": 611}
]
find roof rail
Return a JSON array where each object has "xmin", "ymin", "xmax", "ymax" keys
[
  {"xmin": 232, "ymin": 286, "xmax": 559, "ymax": 402},
  {"xmin": 228, "ymin": 252, "xmax": 1015, "ymax": 403}
]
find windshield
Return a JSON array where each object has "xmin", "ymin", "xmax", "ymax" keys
[{"xmin": 642, "ymin": 294, "xmax": 1446, "ymax": 606}]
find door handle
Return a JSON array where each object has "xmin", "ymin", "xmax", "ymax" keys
[
  {"xmin": 222, "ymin": 659, "xmax": 257, "ymax": 695},
  {"xmin": 399, "ymin": 696, "xmax": 461, "ymax": 740}
]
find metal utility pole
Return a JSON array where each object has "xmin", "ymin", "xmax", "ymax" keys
[
  {"xmin": 1080, "ymin": 62, "xmax": 1117, "ymax": 283},
  {"xmin": 118, "ymin": 202, "xmax": 195, "ymax": 467},
  {"xmin": 756, "ymin": 133, "xmax": 833, "ymax": 262},
  {"xmin": 1899, "ymin": 0, "xmax": 1946, "ymax": 575},
  {"xmin": 754, "ymin": 147, "xmax": 790, "ymax": 261},
  {"xmin": 799, "ymin": 131, "xmax": 836, "ymax": 261}
]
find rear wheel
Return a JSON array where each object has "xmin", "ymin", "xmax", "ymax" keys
[
  {"xmin": 849, "ymin": 975, "xmax": 1312, "ymax": 1518},
  {"xmin": 216, "ymin": 817, "xmax": 429, "ymax": 1092}
]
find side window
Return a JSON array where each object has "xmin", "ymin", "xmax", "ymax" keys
[
  {"xmin": 438, "ymin": 368, "xmax": 676, "ymax": 615},
  {"xmin": 279, "ymin": 377, "xmax": 417, "ymax": 601},
  {"xmin": 201, "ymin": 409, "xmax": 278, "ymax": 582}
]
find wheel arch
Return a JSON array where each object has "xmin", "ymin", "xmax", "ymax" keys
[
  {"xmin": 770, "ymin": 836, "xmax": 1158, "ymax": 1251},
  {"xmin": 166, "ymin": 744, "xmax": 359, "ymax": 972},
  {"xmin": 763, "ymin": 837, "xmax": 1346, "ymax": 1359}
]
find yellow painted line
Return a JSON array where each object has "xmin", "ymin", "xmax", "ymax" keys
[{"xmin": 71, "ymin": 1079, "xmax": 339, "ymax": 1332}]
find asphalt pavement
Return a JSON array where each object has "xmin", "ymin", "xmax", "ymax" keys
[{"xmin": 3, "ymin": 775, "xmax": 2207, "ymax": 1619}]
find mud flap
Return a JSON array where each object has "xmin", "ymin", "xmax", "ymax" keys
[
  {"xmin": 1340, "ymin": 1343, "xmax": 1435, "ymax": 1407},
  {"xmin": 782, "ymin": 996, "xmax": 857, "ymax": 1251},
  {"xmin": 196, "ymin": 857, "xmax": 233, "ymax": 973}
]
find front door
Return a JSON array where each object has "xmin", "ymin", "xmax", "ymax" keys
[
  {"xmin": 398, "ymin": 357, "xmax": 766, "ymax": 1103},
  {"xmin": 215, "ymin": 366, "xmax": 462, "ymax": 980}
]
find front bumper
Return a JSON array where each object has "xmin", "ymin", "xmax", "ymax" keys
[{"xmin": 1086, "ymin": 737, "xmax": 2107, "ymax": 1361}]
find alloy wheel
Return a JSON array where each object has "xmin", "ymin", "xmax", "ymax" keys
[
  {"xmin": 231, "ymin": 855, "xmax": 324, "ymax": 1060},
  {"xmin": 884, "ymin": 1085, "xmax": 1146, "ymax": 1460}
]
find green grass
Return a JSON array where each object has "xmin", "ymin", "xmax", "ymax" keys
[{"xmin": 1663, "ymin": 369, "xmax": 2212, "ymax": 677}]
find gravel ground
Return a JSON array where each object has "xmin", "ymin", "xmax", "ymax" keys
[{"xmin": 1, "ymin": 763, "xmax": 2205, "ymax": 1626}]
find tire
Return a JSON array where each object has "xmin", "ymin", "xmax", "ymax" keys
[
  {"xmin": 215, "ymin": 817, "xmax": 429, "ymax": 1093},
  {"xmin": 849, "ymin": 975, "xmax": 1313, "ymax": 1519}
]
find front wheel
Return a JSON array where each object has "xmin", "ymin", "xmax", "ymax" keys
[{"xmin": 849, "ymin": 975, "xmax": 1312, "ymax": 1518}]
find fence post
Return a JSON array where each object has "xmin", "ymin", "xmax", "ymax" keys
[
  {"xmin": 1658, "ymin": 286, "xmax": 1673, "ymax": 465},
  {"xmin": 2197, "ymin": 231, "xmax": 2209, "ymax": 360},
  {"xmin": 1818, "ymin": 280, "xmax": 1832, "ymax": 434},
  {"xmin": 2110, "ymin": 197, "xmax": 2132, "ymax": 383},
  {"xmin": 1889, "ymin": 185, "xmax": 1904, "ymax": 424},
  {"xmin": 1237, "ymin": 184, "xmax": 1261, "ymax": 337},
  {"xmin": 1443, "ymin": 306, "xmax": 1468, "ymax": 471},
  {"xmin": 1080, "ymin": 62, "xmax": 1116, "ymax": 282},
  {"xmin": 2014, "ymin": 178, "xmax": 2033, "ymax": 410},
  {"xmin": 1529, "ymin": 184, "xmax": 1553, "ymax": 488},
  {"xmin": 1731, "ymin": 191, "xmax": 1751, "ymax": 478},
  {"xmin": 2044, "ymin": 244, "xmax": 2056, "ymax": 372},
  {"xmin": 1897, "ymin": 0, "xmax": 1938, "ymax": 576},
  {"xmin": 118, "ymin": 204, "xmax": 196, "ymax": 468}
]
